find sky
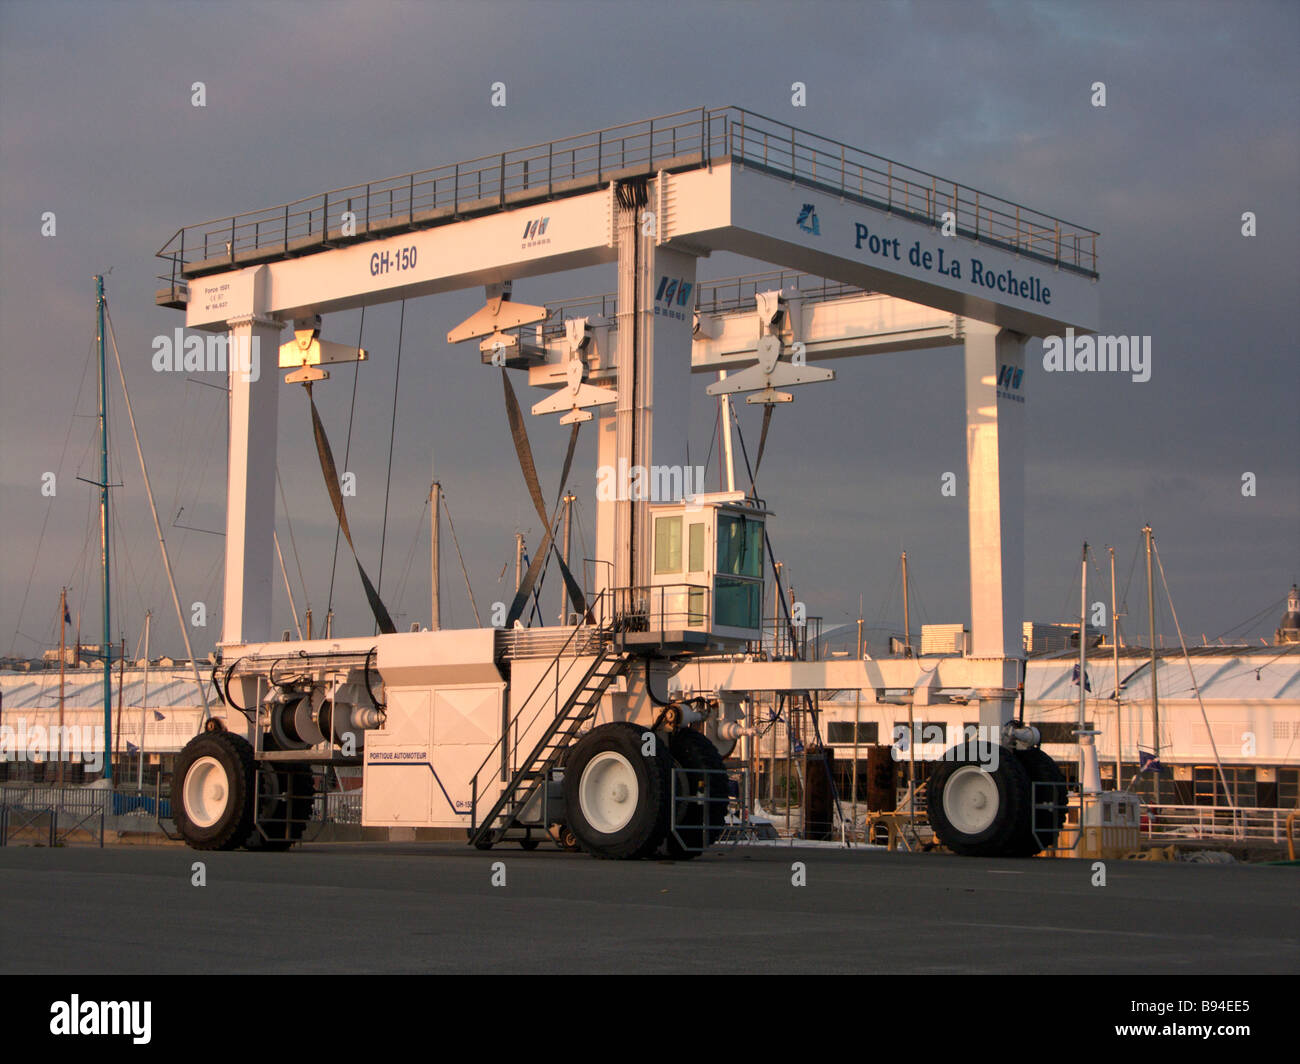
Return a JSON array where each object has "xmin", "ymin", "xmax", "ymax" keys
[{"xmin": 1, "ymin": 0, "xmax": 1297, "ymax": 661}]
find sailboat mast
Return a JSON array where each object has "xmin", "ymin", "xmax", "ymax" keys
[
  {"xmin": 139, "ymin": 611, "xmax": 151, "ymax": 790},
  {"xmin": 431, "ymin": 479, "xmax": 442, "ymax": 631},
  {"xmin": 900, "ymin": 551, "xmax": 912, "ymax": 657},
  {"xmin": 1109, "ymin": 546, "xmax": 1121, "ymax": 783},
  {"xmin": 1143, "ymin": 524, "xmax": 1159, "ymax": 804},
  {"xmin": 1079, "ymin": 542, "xmax": 1088, "ymax": 788},
  {"xmin": 58, "ymin": 587, "xmax": 67, "ymax": 787},
  {"xmin": 96, "ymin": 274, "xmax": 112, "ymax": 783}
]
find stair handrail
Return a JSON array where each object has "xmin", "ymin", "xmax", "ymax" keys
[
  {"xmin": 469, "ymin": 649, "xmax": 626, "ymax": 843},
  {"xmin": 468, "ymin": 589, "xmax": 611, "ymax": 809}
]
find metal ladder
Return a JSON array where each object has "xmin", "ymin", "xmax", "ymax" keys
[{"xmin": 469, "ymin": 644, "xmax": 628, "ymax": 849}]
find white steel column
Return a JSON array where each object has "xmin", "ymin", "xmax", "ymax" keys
[
  {"xmin": 963, "ymin": 319, "xmax": 1025, "ymax": 727},
  {"xmin": 608, "ymin": 187, "xmax": 699, "ymax": 592},
  {"xmin": 611, "ymin": 197, "xmax": 638, "ymax": 591},
  {"xmin": 222, "ymin": 312, "xmax": 283, "ymax": 645},
  {"xmin": 594, "ymin": 413, "xmax": 618, "ymax": 598},
  {"xmin": 639, "ymin": 244, "xmax": 698, "ymax": 474}
]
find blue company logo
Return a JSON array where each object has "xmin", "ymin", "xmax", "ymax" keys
[
  {"xmin": 654, "ymin": 275, "xmax": 693, "ymax": 321},
  {"xmin": 521, "ymin": 216, "xmax": 551, "ymax": 247},
  {"xmin": 997, "ymin": 363, "xmax": 1024, "ymax": 403},
  {"xmin": 796, "ymin": 203, "xmax": 820, "ymax": 235}
]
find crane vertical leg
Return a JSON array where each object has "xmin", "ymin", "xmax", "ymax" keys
[
  {"xmin": 600, "ymin": 181, "xmax": 699, "ymax": 595},
  {"xmin": 222, "ymin": 312, "xmax": 284, "ymax": 646},
  {"xmin": 612, "ymin": 195, "xmax": 639, "ymax": 591},
  {"xmin": 963, "ymin": 319, "xmax": 1026, "ymax": 728}
]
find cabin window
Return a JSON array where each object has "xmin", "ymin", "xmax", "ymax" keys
[
  {"xmin": 714, "ymin": 513, "xmax": 763, "ymax": 629},
  {"xmin": 714, "ymin": 577, "xmax": 761, "ymax": 629},
  {"xmin": 688, "ymin": 586, "xmax": 707, "ymax": 626},
  {"xmin": 654, "ymin": 516, "xmax": 682, "ymax": 574},
  {"xmin": 717, "ymin": 514, "xmax": 764, "ymax": 578},
  {"xmin": 688, "ymin": 522, "xmax": 706, "ymax": 573}
]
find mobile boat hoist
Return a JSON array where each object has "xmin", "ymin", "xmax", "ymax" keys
[{"xmin": 157, "ymin": 106, "xmax": 1100, "ymax": 858}]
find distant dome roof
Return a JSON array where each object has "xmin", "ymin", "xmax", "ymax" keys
[{"xmin": 1278, "ymin": 585, "xmax": 1300, "ymax": 643}]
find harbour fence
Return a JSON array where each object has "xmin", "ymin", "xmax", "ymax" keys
[{"xmin": 1141, "ymin": 803, "xmax": 1297, "ymax": 844}]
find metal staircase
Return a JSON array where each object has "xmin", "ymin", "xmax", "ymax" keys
[{"xmin": 469, "ymin": 600, "xmax": 628, "ymax": 849}]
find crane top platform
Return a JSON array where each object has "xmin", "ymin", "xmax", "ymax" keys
[{"xmin": 156, "ymin": 106, "xmax": 1099, "ymax": 337}]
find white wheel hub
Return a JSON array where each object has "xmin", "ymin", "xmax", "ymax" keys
[
  {"xmin": 943, "ymin": 764, "xmax": 1000, "ymax": 836},
  {"xmin": 579, "ymin": 751, "xmax": 640, "ymax": 834},
  {"xmin": 183, "ymin": 755, "xmax": 230, "ymax": 828}
]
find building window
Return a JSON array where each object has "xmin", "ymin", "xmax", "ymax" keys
[
  {"xmin": 1193, "ymin": 765, "xmax": 1256, "ymax": 807},
  {"xmin": 893, "ymin": 721, "xmax": 946, "ymax": 746},
  {"xmin": 827, "ymin": 722, "xmax": 879, "ymax": 745},
  {"xmin": 1277, "ymin": 768, "xmax": 1299, "ymax": 809},
  {"xmin": 1036, "ymin": 721, "xmax": 1093, "ymax": 744}
]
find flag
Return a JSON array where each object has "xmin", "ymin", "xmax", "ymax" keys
[
  {"xmin": 1071, "ymin": 663, "xmax": 1093, "ymax": 692},
  {"xmin": 1138, "ymin": 749, "xmax": 1163, "ymax": 774},
  {"xmin": 152, "ymin": 710, "xmax": 165, "ymax": 721},
  {"xmin": 125, "ymin": 740, "xmax": 138, "ymax": 754},
  {"xmin": 63, "ymin": 603, "xmax": 71, "ymax": 625}
]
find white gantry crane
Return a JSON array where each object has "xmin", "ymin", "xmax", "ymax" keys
[{"xmin": 156, "ymin": 106, "xmax": 1099, "ymax": 858}]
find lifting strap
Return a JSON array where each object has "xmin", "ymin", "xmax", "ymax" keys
[
  {"xmin": 306, "ymin": 385, "xmax": 397, "ymax": 634},
  {"xmin": 753, "ymin": 403, "xmax": 774, "ymax": 479},
  {"xmin": 501, "ymin": 369, "xmax": 589, "ymax": 626}
]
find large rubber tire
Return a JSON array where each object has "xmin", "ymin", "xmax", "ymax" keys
[
  {"xmin": 664, "ymin": 729, "xmax": 728, "ymax": 860},
  {"xmin": 1008, "ymin": 746, "xmax": 1068, "ymax": 856},
  {"xmin": 244, "ymin": 765, "xmax": 314, "ymax": 851},
  {"xmin": 563, "ymin": 723, "xmax": 672, "ymax": 860},
  {"xmin": 926, "ymin": 742, "xmax": 1029, "ymax": 857},
  {"xmin": 172, "ymin": 732, "xmax": 256, "ymax": 851}
]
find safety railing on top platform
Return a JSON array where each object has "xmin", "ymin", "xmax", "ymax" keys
[
  {"xmin": 695, "ymin": 271, "xmax": 864, "ymax": 315},
  {"xmin": 512, "ymin": 269, "xmax": 868, "ymax": 345},
  {"xmin": 156, "ymin": 106, "xmax": 1098, "ymax": 294},
  {"xmin": 607, "ymin": 584, "xmax": 712, "ymax": 634},
  {"xmin": 715, "ymin": 107, "xmax": 1099, "ymax": 275},
  {"xmin": 155, "ymin": 106, "xmax": 716, "ymax": 289}
]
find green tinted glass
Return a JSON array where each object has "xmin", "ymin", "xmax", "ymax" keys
[
  {"xmin": 654, "ymin": 516, "xmax": 682, "ymax": 573},
  {"xmin": 688, "ymin": 522, "xmax": 705, "ymax": 572},
  {"xmin": 716, "ymin": 514, "xmax": 763, "ymax": 578}
]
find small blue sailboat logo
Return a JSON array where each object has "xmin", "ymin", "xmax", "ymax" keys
[{"xmin": 796, "ymin": 203, "xmax": 820, "ymax": 235}]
